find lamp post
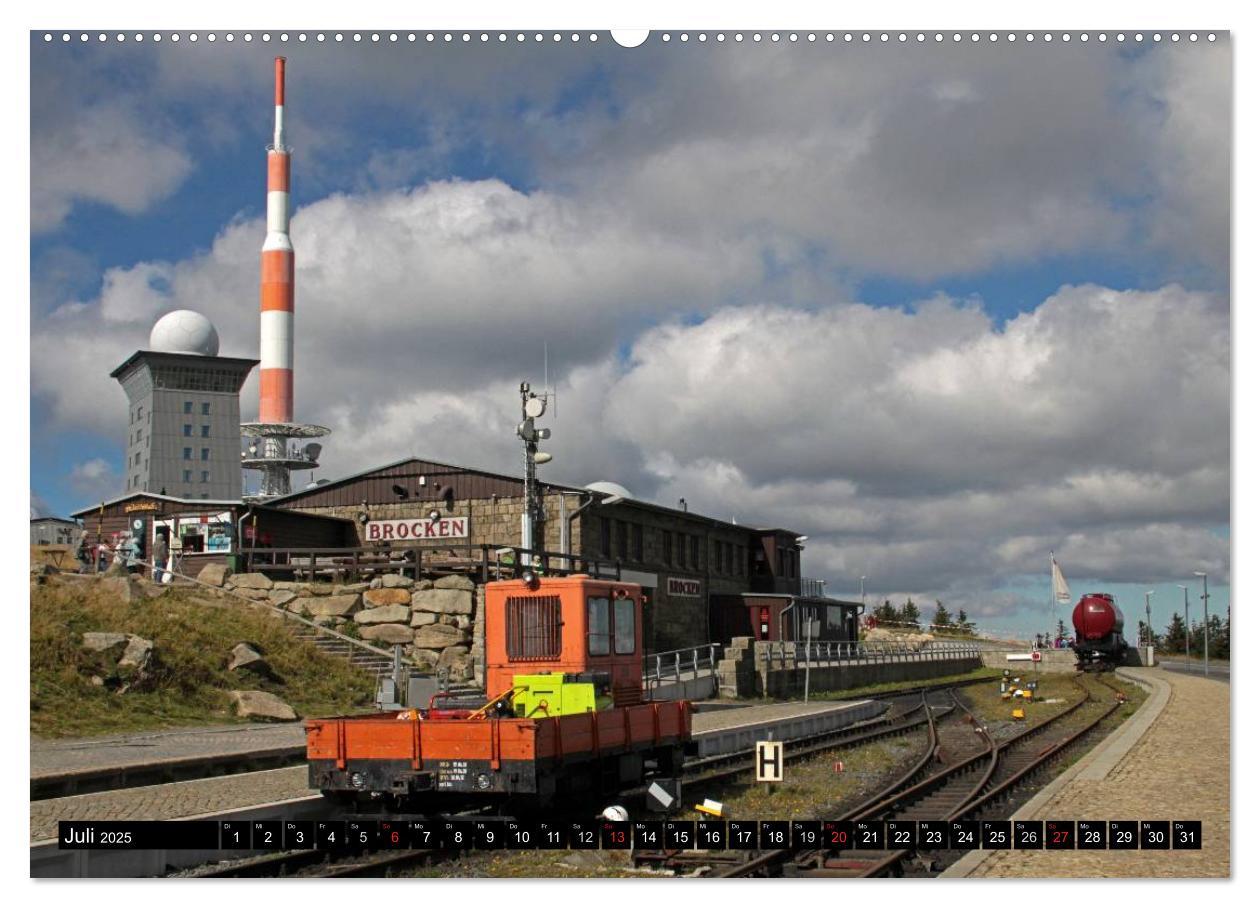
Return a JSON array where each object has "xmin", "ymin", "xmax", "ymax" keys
[
  {"xmin": 860, "ymin": 575, "xmax": 867, "ymax": 609},
  {"xmin": 1194, "ymin": 571, "xmax": 1209, "ymax": 676},
  {"xmin": 1143, "ymin": 590, "xmax": 1154, "ymax": 654},
  {"xmin": 1177, "ymin": 585, "xmax": 1190, "ymax": 665}
]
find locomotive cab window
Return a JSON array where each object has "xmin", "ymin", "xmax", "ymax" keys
[
  {"xmin": 587, "ymin": 596, "xmax": 611, "ymax": 656},
  {"xmin": 614, "ymin": 596, "xmax": 636, "ymax": 654}
]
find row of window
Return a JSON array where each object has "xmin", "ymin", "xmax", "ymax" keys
[
  {"xmin": 182, "ymin": 469, "xmax": 211, "ymax": 483},
  {"xmin": 596, "ymin": 517, "xmax": 746, "ymax": 576},
  {"xmin": 184, "ymin": 401, "xmax": 212, "ymax": 415},
  {"xmin": 183, "ymin": 448, "xmax": 211, "ymax": 461},
  {"xmin": 183, "ymin": 424, "xmax": 211, "ymax": 437}
]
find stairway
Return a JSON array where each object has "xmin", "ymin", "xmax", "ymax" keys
[{"xmin": 290, "ymin": 626, "xmax": 426, "ymax": 684}]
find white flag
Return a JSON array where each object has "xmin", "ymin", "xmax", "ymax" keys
[{"xmin": 1051, "ymin": 554, "xmax": 1072, "ymax": 603}]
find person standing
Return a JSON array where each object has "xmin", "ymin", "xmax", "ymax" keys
[{"xmin": 152, "ymin": 531, "xmax": 169, "ymax": 583}]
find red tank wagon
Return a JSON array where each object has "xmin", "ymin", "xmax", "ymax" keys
[
  {"xmin": 1071, "ymin": 592, "xmax": 1129, "ymax": 671},
  {"xmin": 306, "ymin": 575, "xmax": 691, "ymax": 809}
]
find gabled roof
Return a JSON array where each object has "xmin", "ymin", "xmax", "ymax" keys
[
  {"xmin": 30, "ymin": 516, "xmax": 81, "ymax": 526},
  {"xmin": 267, "ymin": 455, "xmax": 589, "ymax": 505},
  {"xmin": 69, "ymin": 491, "xmax": 242, "ymax": 519}
]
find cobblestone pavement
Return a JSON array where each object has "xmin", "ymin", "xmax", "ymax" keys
[
  {"xmin": 32, "ymin": 723, "xmax": 306, "ymax": 778},
  {"xmin": 963, "ymin": 668, "xmax": 1229, "ymax": 878},
  {"xmin": 30, "ymin": 766, "xmax": 312, "ymax": 842}
]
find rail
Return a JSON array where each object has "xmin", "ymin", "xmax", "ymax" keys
[
  {"xmin": 642, "ymin": 643, "xmax": 721, "ymax": 690},
  {"xmin": 759, "ymin": 639, "xmax": 981, "ymax": 672}
]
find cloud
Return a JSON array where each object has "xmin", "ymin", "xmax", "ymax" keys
[
  {"xmin": 67, "ymin": 458, "xmax": 122, "ymax": 502},
  {"xmin": 30, "ymin": 491, "xmax": 50, "ymax": 519}
]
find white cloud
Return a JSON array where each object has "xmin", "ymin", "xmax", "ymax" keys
[{"xmin": 67, "ymin": 458, "xmax": 121, "ymax": 502}]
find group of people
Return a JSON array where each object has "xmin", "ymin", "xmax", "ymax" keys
[{"xmin": 75, "ymin": 530, "xmax": 172, "ymax": 582}]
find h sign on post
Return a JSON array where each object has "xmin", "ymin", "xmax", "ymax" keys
[{"xmin": 755, "ymin": 740, "xmax": 784, "ymax": 783}]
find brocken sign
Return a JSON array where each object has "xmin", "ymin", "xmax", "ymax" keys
[
  {"xmin": 667, "ymin": 577, "xmax": 702, "ymax": 598},
  {"xmin": 365, "ymin": 517, "xmax": 469, "ymax": 542}
]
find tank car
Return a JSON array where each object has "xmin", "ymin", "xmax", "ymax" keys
[
  {"xmin": 306, "ymin": 574, "xmax": 692, "ymax": 812},
  {"xmin": 1071, "ymin": 592, "xmax": 1128, "ymax": 671}
]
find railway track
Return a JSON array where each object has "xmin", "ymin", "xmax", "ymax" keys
[{"xmin": 710, "ymin": 673, "xmax": 1127, "ymax": 878}]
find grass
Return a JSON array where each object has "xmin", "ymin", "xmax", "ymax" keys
[
  {"xmin": 809, "ymin": 666, "xmax": 1003, "ymax": 700},
  {"xmin": 30, "ymin": 575, "xmax": 376, "ymax": 739}
]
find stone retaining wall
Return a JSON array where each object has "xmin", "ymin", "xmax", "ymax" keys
[
  {"xmin": 980, "ymin": 649, "xmax": 1078, "ymax": 674},
  {"xmin": 758, "ymin": 656, "xmax": 981, "ymax": 697}
]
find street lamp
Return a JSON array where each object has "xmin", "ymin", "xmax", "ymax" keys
[
  {"xmin": 1194, "ymin": 571, "xmax": 1209, "ymax": 676},
  {"xmin": 1143, "ymin": 591, "xmax": 1154, "ymax": 655},
  {"xmin": 1176, "ymin": 585, "xmax": 1190, "ymax": 665},
  {"xmin": 860, "ymin": 575, "xmax": 867, "ymax": 609}
]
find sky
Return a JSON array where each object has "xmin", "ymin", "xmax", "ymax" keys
[{"xmin": 28, "ymin": 31, "xmax": 1231, "ymax": 636}]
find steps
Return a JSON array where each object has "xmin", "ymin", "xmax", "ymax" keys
[{"xmin": 290, "ymin": 626, "xmax": 426, "ymax": 684}]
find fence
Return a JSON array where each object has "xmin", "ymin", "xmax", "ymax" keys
[
  {"xmin": 759, "ymin": 639, "xmax": 981, "ymax": 672},
  {"xmin": 643, "ymin": 643, "xmax": 721, "ymax": 696}
]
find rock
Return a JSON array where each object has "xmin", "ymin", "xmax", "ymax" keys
[
  {"xmin": 355, "ymin": 604, "xmax": 411, "ymax": 625},
  {"xmin": 197, "ymin": 563, "xmax": 231, "ymax": 587},
  {"xmin": 82, "ymin": 632, "xmax": 130, "ymax": 655},
  {"xmin": 227, "ymin": 642, "xmax": 275, "ymax": 678},
  {"xmin": 454, "ymin": 615, "xmax": 472, "ymax": 630},
  {"xmin": 413, "ymin": 623, "xmax": 468, "ymax": 649},
  {"xmin": 232, "ymin": 588, "xmax": 272, "ymax": 601},
  {"xmin": 364, "ymin": 587, "xmax": 411, "ymax": 607},
  {"xmin": 359, "ymin": 623, "xmax": 414, "ymax": 644},
  {"xmin": 334, "ymin": 582, "xmax": 370, "ymax": 595},
  {"xmin": 437, "ymin": 645, "xmax": 470, "ymax": 667},
  {"xmin": 411, "ymin": 588, "xmax": 474, "ymax": 615},
  {"xmin": 412, "ymin": 648, "xmax": 442, "ymax": 665},
  {"xmin": 272, "ymin": 581, "xmax": 312, "ymax": 592},
  {"xmin": 410, "ymin": 611, "xmax": 438, "ymax": 627},
  {"xmin": 381, "ymin": 574, "xmax": 415, "ymax": 589},
  {"xmin": 268, "ymin": 590, "xmax": 297, "ymax": 608},
  {"xmin": 369, "ymin": 578, "xmax": 383, "ymax": 589},
  {"xmin": 228, "ymin": 572, "xmax": 274, "ymax": 590},
  {"xmin": 294, "ymin": 593, "xmax": 361, "ymax": 618},
  {"xmin": 99, "ymin": 575, "xmax": 141, "ymax": 602},
  {"xmin": 434, "ymin": 574, "xmax": 475, "ymax": 591},
  {"xmin": 229, "ymin": 690, "xmax": 297, "ymax": 721},
  {"xmin": 89, "ymin": 676, "xmax": 105, "ymax": 687},
  {"xmin": 415, "ymin": 579, "xmax": 434, "ymax": 591},
  {"xmin": 117, "ymin": 635, "xmax": 154, "ymax": 672}
]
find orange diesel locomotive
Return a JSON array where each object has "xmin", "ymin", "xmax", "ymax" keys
[{"xmin": 306, "ymin": 575, "xmax": 692, "ymax": 809}]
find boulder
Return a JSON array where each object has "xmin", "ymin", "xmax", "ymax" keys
[
  {"xmin": 334, "ymin": 582, "xmax": 370, "ymax": 595},
  {"xmin": 415, "ymin": 579, "xmax": 434, "ymax": 591},
  {"xmin": 295, "ymin": 593, "xmax": 361, "ymax": 618},
  {"xmin": 82, "ymin": 632, "xmax": 129, "ymax": 656},
  {"xmin": 411, "ymin": 588, "xmax": 474, "ymax": 615},
  {"xmin": 272, "ymin": 581, "xmax": 312, "ymax": 592},
  {"xmin": 355, "ymin": 604, "xmax": 411, "ymax": 625},
  {"xmin": 411, "ymin": 648, "xmax": 443, "ymax": 666},
  {"xmin": 229, "ymin": 690, "xmax": 297, "ymax": 721},
  {"xmin": 436, "ymin": 645, "xmax": 470, "ymax": 667},
  {"xmin": 359, "ymin": 623, "xmax": 414, "ymax": 644},
  {"xmin": 197, "ymin": 563, "xmax": 231, "ymax": 587},
  {"xmin": 268, "ymin": 589, "xmax": 297, "ymax": 608},
  {"xmin": 364, "ymin": 587, "xmax": 411, "ymax": 608},
  {"xmin": 229, "ymin": 572, "xmax": 273, "ymax": 590},
  {"xmin": 413, "ymin": 623, "xmax": 468, "ymax": 649},
  {"xmin": 227, "ymin": 642, "xmax": 274, "ymax": 678},
  {"xmin": 381, "ymin": 574, "xmax": 414, "ymax": 589},
  {"xmin": 434, "ymin": 574, "xmax": 475, "ymax": 591},
  {"xmin": 232, "ymin": 588, "xmax": 272, "ymax": 601},
  {"xmin": 410, "ymin": 611, "xmax": 438, "ymax": 627},
  {"xmin": 117, "ymin": 635, "xmax": 154, "ymax": 672},
  {"xmin": 369, "ymin": 577, "xmax": 383, "ymax": 589}
]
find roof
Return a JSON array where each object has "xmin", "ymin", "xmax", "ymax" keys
[
  {"xmin": 109, "ymin": 349, "xmax": 259, "ymax": 380},
  {"xmin": 267, "ymin": 455, "xmax": 590, "ymax": 505},
  {"xmin": 30, "ymin": 516, "xmax": 80, "ymax": 526},
  {"xmin": 69, "ymin": 491, "xmax": 244, "ymax": 519}
]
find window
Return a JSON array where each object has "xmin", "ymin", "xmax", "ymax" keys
[
  {"xmin": 677, "ymin": 533, "xmax": 686, "ymax": 568},
  {"xmin": 201, "ymin": 402, "xmax": 210, "ymax": 416},
  {"xmin": 201, "ymin": 493, "xmax": 209, "ymax": 499},
  {"xmin": 724, "ymin": 542, "xmax": 733, "ymax": 576},
  {"xmin": 133, "ymin": 474, "xmax": 139, "ymax": 487},
  {"xmin": 201, "ymin": 425, "xmax": 210, "ymax": 437},
  {"xmin": 714, "ymin": 539, "xmax": 723, "ymax": 573},
  {"xmin": 614, "ymin": 597, "xmax": 636, "ymax": 654},
  {"xmin": 691, "ymin": 535, "xmax": 701, "ymax": 569},
  {"xmin": 183, "ymin": 401, "xmax": 193, "ymax": 414},
  {"xmin": 617, "ymin": 521, "xmax": 628, "ymax": 560},
  {"xmin": 632, "ymin": 524, "xmax": 643, "ymax": 563},
  {"xmin": 587, "ymin": 596, "xmax": 611, "ymax": 656},
  {"xmin": 599, "ymin": 517, "xmax": 611, "ymax": 557},
  {"xmin": 183, "ymin": 447, "xmax": 192, "ymax": 460},
  {"xmin": 506, "ymin": 595, "xmax": 562, "ymax": 660},
  {"xmin": 663, "ymin": 530, "xmax": 673, "ymax": 566},
  {"xmin": 201, "ymin": 471, "xmax": 209, "ymax": 483},
  {"xmin": 201, "ymin": 448, "xmax": 210, "ymax": 461},
  {"xmin": 183, "ymin": 470, "xmax": 192, "ymax": 483},
  {"xmin": 183, "ymin": 424, "xmax": 192, "ymax": 436}
]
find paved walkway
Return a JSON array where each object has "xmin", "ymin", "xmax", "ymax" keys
[
  {"xmin": 31, "ymin": 723, "xmax": 306, "ymax": 778},
  {"xmin": 954, "ymin": 668, "xmax": 1229, "ymax": 878},
  {"xmin": 30, "ymin": 766, "xmax": 312, "ymax": 842}
]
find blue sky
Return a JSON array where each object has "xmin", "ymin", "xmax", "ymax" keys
[{"xmin": 29, "ymin": 32, "xmax": 1231, "ymax": 635}]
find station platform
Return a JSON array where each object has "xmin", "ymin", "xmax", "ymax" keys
[
  {"xmin": 691, "ymin": 698, "xmax": 886, "ymax": 758},
  {"xmin": 943, "ymin": 667, "xmax": 1229, "ymax": 878}
]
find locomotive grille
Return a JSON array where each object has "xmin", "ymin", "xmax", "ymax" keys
[{"xmin": 505, "ymin": 595, "xmax": 563, "ymax": 661}]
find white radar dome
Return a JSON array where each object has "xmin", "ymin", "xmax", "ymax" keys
[
  {"xmin": 150, "ymin": 310, "xmax": 220, "ymax": 356},
  {"xmin": 585, "ymin": 480, "xmax": 634, "ymax": 502}
]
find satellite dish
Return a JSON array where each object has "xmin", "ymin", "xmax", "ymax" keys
[
  {"xmin": 524, "ymin": 396, "xmax": 546, "ymax": 418},
  {"xmin": 533, "ymin": 452, "xmax": 553, "ymax": 465},
  {"xmin": 304, "ymin": 442, "xmax": 322, "ymax": 461}
]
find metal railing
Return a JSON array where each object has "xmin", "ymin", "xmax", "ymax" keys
[
  {"xmin": 758, "ymin": 639, "xmax": 981, "ymax": 672},
  {"xmin": 643, "ymin": 643, "xmax": 721, "ymax": 691}
]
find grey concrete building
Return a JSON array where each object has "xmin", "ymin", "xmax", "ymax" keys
[
  {"xmin": 30, "ymin": 516, "xmax": 82, "ymax": 547},
  {"xmin": 111, "ymin": 350, "xmax": 257, "ymax": 501}
]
